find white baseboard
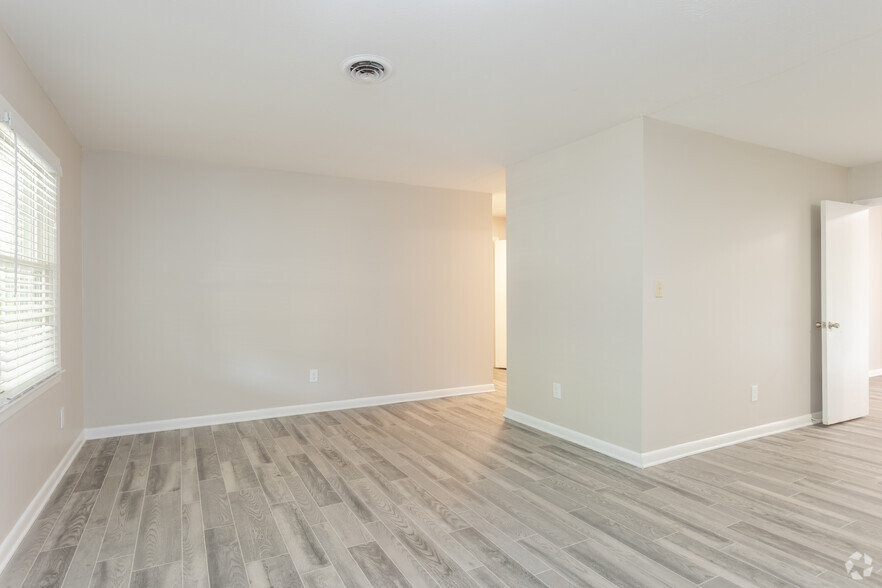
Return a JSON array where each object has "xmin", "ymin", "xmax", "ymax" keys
[
  {"xmin": 870, "ymin": 368, "xmax": 882, "ymax": 377},
  {"xmin": 0, "ymin": 430, "xmax": 85, "ymax": 573},
  {"xmin": 503, "ymin": 408, "xmax": 815, "ymax": 469},
  {"xmin": 503, "ymin": 408, "xmax": 644, "ymax": 467},
  {"xmin": 640, "ymin": 413, "xmax": 816, "ymax": 467},
  {"xmin": 86, "ymin": 384, "xmax": 495, "ymax": 439}
]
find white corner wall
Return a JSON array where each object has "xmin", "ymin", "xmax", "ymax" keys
[
  {"xmin": 641, "ymin": 118, "xmax": 849, "ymax": 452},
  {"xmin": 0, "ymin": 28, "xmax": 84, "ymax": 559},
  {"xmin": 505, "ymin": 117, "xmax": 851, "ymax": 464},
  {"xmin": 506, "ymin": 119, "xmax": 645, "ymax": 453},
  {"xmin": 83, "ymin": 152, "xmax": 492, "ymax": 430}
]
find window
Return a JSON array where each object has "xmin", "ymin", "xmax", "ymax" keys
[{"xmin": 0, "ymin": 114, "xmax": 59, "ymax": 403}]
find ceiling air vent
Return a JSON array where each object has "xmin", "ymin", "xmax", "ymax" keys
[{"xmin": 342, "ymin": 55, "xmax": 392, "ymax": 84}]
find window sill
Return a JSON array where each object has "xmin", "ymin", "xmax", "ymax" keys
[{"xmin": 0, "ymin": 370, "xmax": 64, "ymax": 426}]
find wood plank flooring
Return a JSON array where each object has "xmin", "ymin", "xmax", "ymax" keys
[{"xmin": 3, "ymin": 370, "xmax": 882, "ymax": 587}]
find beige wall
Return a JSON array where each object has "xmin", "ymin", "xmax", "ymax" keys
[
  {"xmin": 492, "ymin": 216, "xmax": 506, "ymax": 240},
  {"xmin": 83, "ymin": 152, "xmax": 492, "ymax": 429},
  {"xmin": 848, "ymin": 161, "xmax": 882, "ymax": 202},
  {"xmin": 506, "ymin": 119, "xmax": 645, "ymax": 452},
  {"xmin": 0, "ymin": 30, "xmax": 83, "ymax": 542},
  {"xmin": 642, "ymin": 119, "xmax": 848, "ymax": 451},
  {"xmin": 848, "ymin": 163, "xmax": 882, "ymax": 372}
]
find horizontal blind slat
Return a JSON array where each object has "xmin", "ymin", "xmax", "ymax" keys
[
  {"xmin": 0, "ymin": 120, "xmax": 59, "ymax": 398},
  {"xmin": 0, "ymin": 341, "xmax": 58, "ymax": 367}
]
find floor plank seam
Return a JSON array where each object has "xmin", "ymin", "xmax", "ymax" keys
[{"xmin": 6, "ymin": 373, "xmax": 882, "ymax": 587}]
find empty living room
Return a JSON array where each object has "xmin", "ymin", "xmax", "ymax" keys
[{"xmin": 2, "ymin": 1, "xmax": 882, "ymax": 587}]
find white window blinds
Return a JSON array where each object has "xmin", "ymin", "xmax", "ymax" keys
[{"xmin": 0, "ymin": 118, "xmax": 59, "ymax": 400}]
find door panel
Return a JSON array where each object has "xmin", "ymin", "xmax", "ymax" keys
[{"xmin": 821, "ymin": 201, "xmax": 869, "ymax": 425}]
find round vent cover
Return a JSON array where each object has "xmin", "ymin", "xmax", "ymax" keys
[{"xmin": 341, "ymin": 55, "xmax": 392, "ymax": 84}]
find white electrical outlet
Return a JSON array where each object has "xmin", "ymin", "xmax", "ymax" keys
[
  {"xmin": 309, "ymin": 369, "xmax": 319, "ymax": 383},
  {"xmin": 655, "ymin": 280, "xmax": 663, "ymax": 298},
  {"xmin": 751, "ymin": 385, "xmax": 758, "ymax": 402},
  {"xmin": 553, "ymin": 382, "xmax": 561, "ymax": 399},
  {"xmin": 60, "ymin": 407, "xmax": 64, "ymax": 429}
]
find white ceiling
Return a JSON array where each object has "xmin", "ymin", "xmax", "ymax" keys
[{"xmin": 3, "ymin": 1, "xmax": 882, "ymax": 193}]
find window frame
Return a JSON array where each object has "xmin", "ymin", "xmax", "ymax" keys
[{"xmin": 0, "ymin": 94, "xmax": 63, "ymax": 423}]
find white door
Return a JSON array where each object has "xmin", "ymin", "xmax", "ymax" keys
[
  {"xmin": 821, "ymin": 200, "xmax": 869, "ymax": 425},
  {"xmin": 494, "ymin": 240, "xmax": 507, "ymax": 368}
]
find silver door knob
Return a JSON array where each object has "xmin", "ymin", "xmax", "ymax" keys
[
  {"xmin": 829, "ymin": 322, "xmax": 840, "ymax": 329},
  {"xmin": 815, "ymin": 322, "xmax": 826, "ymax": 328}
]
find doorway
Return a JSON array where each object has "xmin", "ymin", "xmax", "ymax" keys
[
  {"xmin": 868, "ymin": 205, "xmax": 882, "ymax": 379},
  {"xmin": 493, "ymin": 193, "xmax": 506, "ymax": 369}
]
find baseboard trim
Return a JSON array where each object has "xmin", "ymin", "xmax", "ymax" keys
[
  {"xmin": 86, "ymin": 384, "xmax": 495, "ymax": 439},
  {"xmin": 640, "ymin": 413, "xmax": 816, "ymax": 467},
  {"xmin": 0, "ymin": 430, "xmax": 85, "ymax": 573},
  {"xmin": 503, "ymin": 408, "xmax": 815, "ymax": 469},
  {"xmin": 503, "ymin": 408, "xmax": 644, "ymax": 468},
  {"xmin": 870, "ymin": 368, "xmax": 882, "ymax": 377}
]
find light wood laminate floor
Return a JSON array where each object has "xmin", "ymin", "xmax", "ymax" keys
[{"xmin": 3, "ymin": 371, "xmax": 882, "ymax": 587}]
